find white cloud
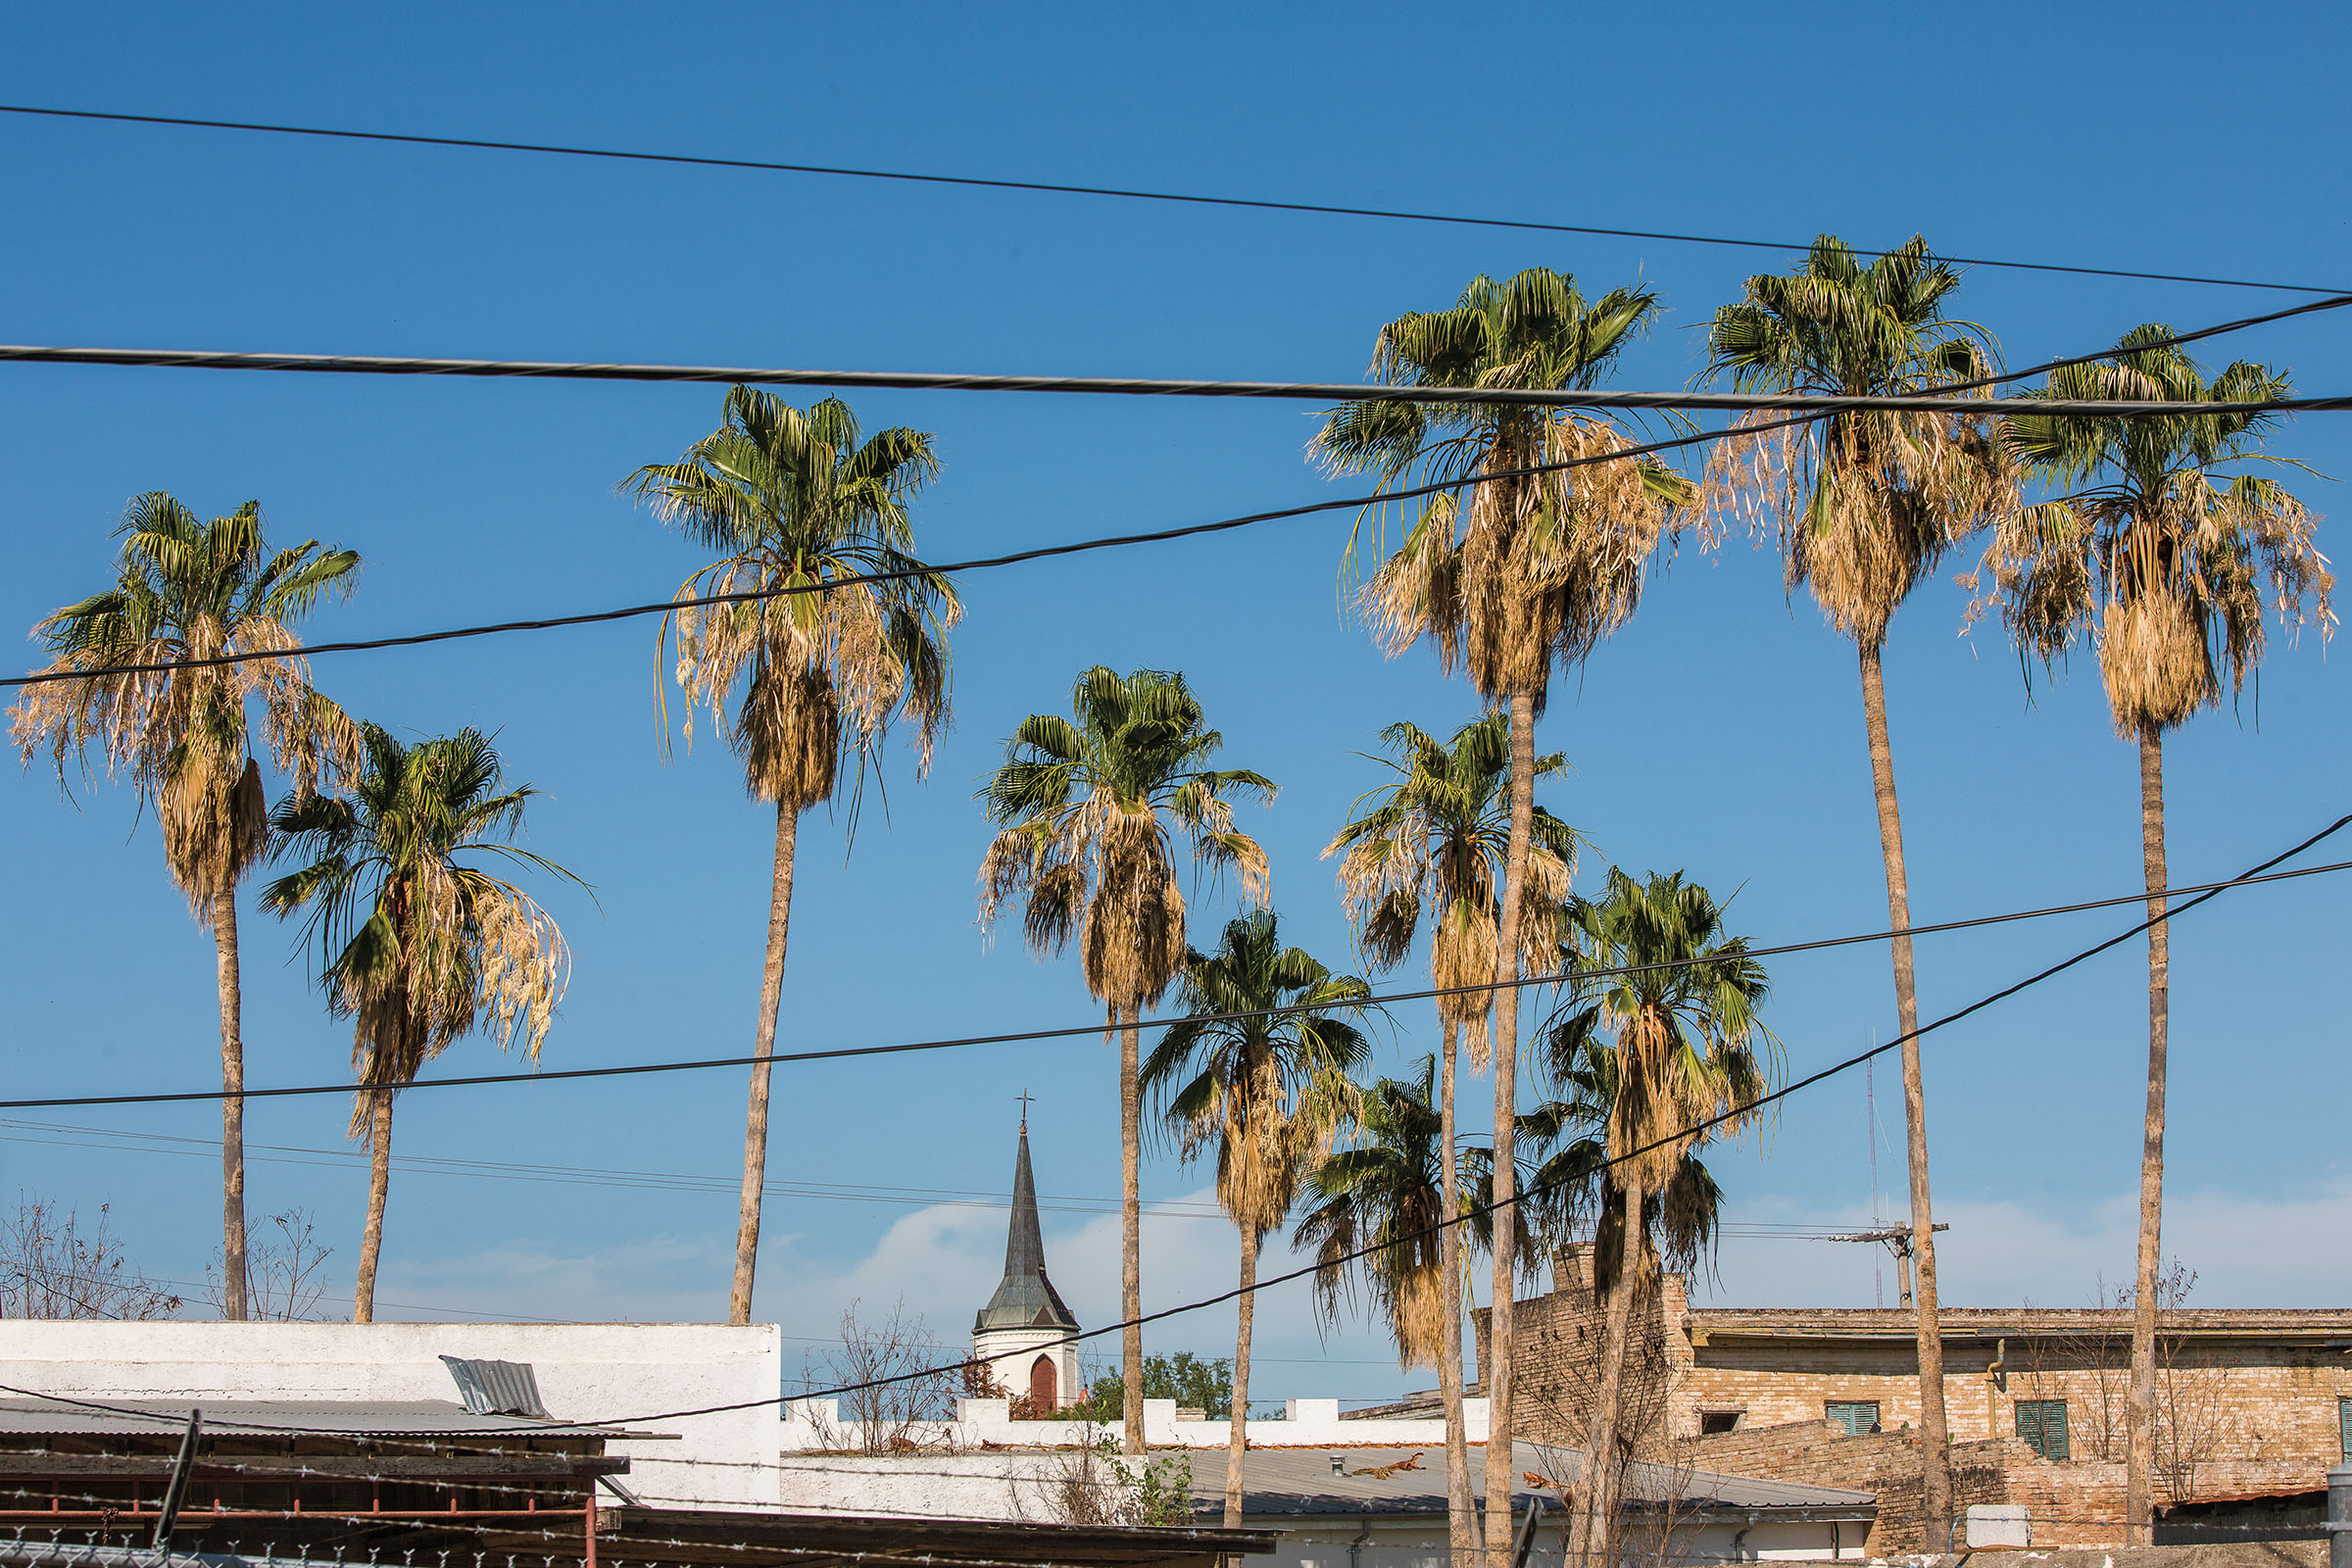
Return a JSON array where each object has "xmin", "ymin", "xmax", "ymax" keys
[
  {"xmin": 1692, "ymin": 1179, "xmax": 2352, "ymax": 1308},
  {"xmin": 376, "ymin": 1233, "xmax": 731, "ymax": 1323}
]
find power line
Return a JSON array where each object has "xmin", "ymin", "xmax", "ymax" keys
[
  {"xmin": 0, "ymin": 853, "xmax": 2343, "ymax": 1115},
  {"xmin": 0, "ymin": 1117, "xmax": 1230, "ymax": 1219},
  {"xmin": 5, "ymin": 339, "xmax": 2349, "ymax": 416},
  {"xmin": 1, "ymin": 1114, "xmax": 1936, "ymax": 1238},
  {"xmin": 9, "ymin": 287, "xmax": 2344, "ymax": 696},
  {"xmin": 1, "ymin": 412, "xmax": 1791, "ymax": 692},
  {"xmin": 606, "ymin": 809, "xmax": 2352, "ymax": 1424},
  {"xmin": 10, "ymin": 812, "xmax": 2340, "ymax": 1435},
  {"xmin": 0, "ymin": 102, "xmax": 2339, "ymax": 297}
]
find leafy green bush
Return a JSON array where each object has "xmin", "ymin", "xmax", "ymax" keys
[{"xmin": 1063, "ymin": 1351, "xmax": 1234, "ymax": 1421}]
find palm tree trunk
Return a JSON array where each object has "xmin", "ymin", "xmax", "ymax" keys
[
  {"xmin": 1857, "ymin": 641, "xmax": 1951, "ymax": 1547},
  {"xmin": 1483, "ymin": 688, "xmax": 1537, "ymax": 1559},
  {"xmin": 354, "ymin": 1088, "xmax": 394, "ymax": 1323},
  {"xmin": 1224, "ymin": 1228, "xmax": 1256, "ymax": 1528},
  {"xmin": 213, "ymin": 888, "xmax": 250, "ymax": 1322},
  {"xmin": 1438, "ymin": 1017, "xmax": 1477, "ymax": 1566},
  {"xmin": 730, "ymin": 803, "xmax": 800, "ymax": 1326},
  {"xmin": 1120, "ymin": 1002, "xmax": 1146, "ymax": 1456},
  {"xmin": 2125, "ymin": 725, "xmax": 2168, "ymax": 1542},
  {"xmin": 1570, "ymin": 1171, "xmax": 1646, "ymax": 1568}
]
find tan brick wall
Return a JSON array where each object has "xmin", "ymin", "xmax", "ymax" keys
[
  {"xmin": 1474, "ymin": 1247, "xmax": 1692, "ymax": 1452},
  {"xmin": 1487, "ymin": 1274, "xmax": 2352, "ymax": 1550},
  {"xmin": 1680, "ymin": 1336, "xmax": 2352, "ymax": 1472},
  {"xmin": 1675, "ymin": 1418, "xmax": 2332, "ymax": 1553}
]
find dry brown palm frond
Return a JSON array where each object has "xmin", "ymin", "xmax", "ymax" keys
[
  {"xmin": 1079, "ymin": 822, "xmax": 1187, "ymax": 1013},
  {"xmin": 1983, "ymin": 403, "xmax": 2332, "ymax": 740},
  {"xmin": 1391, "ymin": 1247, "xmax": 1449, "ymax": 1371},
  {"xmin": 662, "ymin": 550, "xmax": 959, "ymax": 810},
  {"xmin": 13, "ymin": 616, "xmax": 357, "ymax": 916},
  {"xmin": 1359, "ymin": 494, "xmax": 1466, "ymax": 669},
  {"xmin": 1707, "ymin": 409, "xmax": 2012, "ymax": 650}
]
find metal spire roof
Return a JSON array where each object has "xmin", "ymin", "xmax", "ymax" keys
[{"xmin": 973, "ymin": 1123, "xmax": 1079, "ymax": 1336}]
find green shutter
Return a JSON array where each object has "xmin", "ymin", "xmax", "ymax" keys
[
  {"xmin": 2340, "ymin": 1398, "xmax": 2350, "ymax": 1461},
  {"xmin": 1827, "ymin": 1400, "xmax": 1880, "ymax": 1436},
  {"xmin": 2017, "ymin": 1400, "xmax": 2069, "ymax": 1460}
]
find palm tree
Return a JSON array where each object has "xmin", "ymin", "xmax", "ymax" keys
[
  {"xmin": 10, "ymin": 494, "xmax": 360, "ymax": 1322},
  {"xmin": 626, "ymin": 388, "xmax": 956, "ymax": 1325},
  {"xmin": 1141, "ymin": 908, "xmax": 1374, "ymax": 1527},
  {"xmin": 1539, "ymin": 868, "xmax": 1773, "ymax": 1566},
  {"xmin": 979, "ymin": 666, "xmax": 1274, "ymax": 1453},
  {"xmin": 264, "ymin": 723, "xmax": 578, "ymax": 1321},
  {"xmin": 1705, "ymin": 235, "xmax": 2008, "ymax": 1538},
  {"xmin": 1983, "ymin": 328, "xmax": 2329, "ymax": 1541},
  {"xmin": 1323, "ymin": 710, "xmax": 1577, "ymax": 1558},
  {"xmin": 1295, "ymin": 1054, "xmax": 1536, "ymax": 1373},
  {"xmin": 1315, "ymin": 270, "xmax": 1688, "ymax": 1554}
]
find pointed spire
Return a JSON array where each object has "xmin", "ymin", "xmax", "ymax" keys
[
  {"xmin": 974, "ymin": 1117, "xmax": 1079, "ymax": 1336},
  {"xmin": 1003, "ymin": 1123, "xmax": 1047, "ymax": 1281}
]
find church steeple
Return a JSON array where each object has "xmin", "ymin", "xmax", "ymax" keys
[{"xmin": 973, "ymin": 1117, "xmax": 1079, "ymax": 1336}]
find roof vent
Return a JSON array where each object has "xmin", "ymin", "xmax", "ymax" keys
[{"xmin": 440, "ymin": 1355, "xmax": 552, "ymax": 1419}]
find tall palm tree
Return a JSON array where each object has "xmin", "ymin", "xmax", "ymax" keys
[
  {"xmin": 1705, "ymin": 236, "xmax": 2008, "ymax": 1539},
  {"xmin": 1296, "ymin": 1054, "xmax": 1536, "ymax": 1373},
  {"xmin": 1141, "ymin": 908, "xmax": 1374, "ymax": 1527},
  {"xmin": 264, "ymin": 723, "xmax": 578, "ymax": 1320},
  {"xmin": 1315, "ymin": 270, "xmax": 1688, "ymax": 1556},
  {"xmin": 1323, "ymin": 710, "xmax": 1578, "ymax": 1558},
  {"xmin": 626, "ymin": 388, "xmax": 956, "ymax": 1325},
  {"xmin": 1540, "ymin": 868, "xmax": 1773, "ymax": 1566},
  {"xmin": 10, "ymin": 493, "xmax": 360, "ymax": 1322},
  {"xmin": 1983, "ymin": 329, "xmax": 2329, "ymax": 1540},
  {"xmin": 979, "ymin": 666, "xmax": 1274, "ymax": 1453}
]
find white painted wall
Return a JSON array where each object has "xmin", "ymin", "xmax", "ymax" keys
[
  {"xmin": 780, "ymin": 1396, "xmax": 1490, "ymax": 1452},
  {"xmin": 968, "ymin": 1326, "xmax": 1080, "ymax": 1410},
  {"xmin": 0, "ymin": 1321, "xmax": 781, "ymax": 1510},
  {"xmin": 772, "ymin": 1455, "xmax": 1854, "ymax": 1564}
]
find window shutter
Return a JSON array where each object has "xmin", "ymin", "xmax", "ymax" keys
[{"xmin": 2016, "ymin": 1399, "xmax": 2069, "ymax": 1460}]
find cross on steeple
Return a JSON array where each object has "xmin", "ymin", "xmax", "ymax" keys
[{"xmin": 1015, "ymin": 1090, "xmax": 1035, "ymax": 1133}]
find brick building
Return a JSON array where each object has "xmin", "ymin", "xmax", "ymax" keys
[{"xmin": 1460, "ymin": 1248, "xmax": 2352, "ymax": 1551}]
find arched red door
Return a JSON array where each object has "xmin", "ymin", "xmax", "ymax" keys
[{"xmin": 1028, "ymin": 1353, "xmax": 1057, "ymax": 1411}]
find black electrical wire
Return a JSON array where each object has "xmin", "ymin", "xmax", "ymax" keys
[
  {"xmin": 0, "ymin": 837, "xmax": 2340, "ymax": 1114},
  {"xmin": 5, "ymin": 339, "xmax": 2348, "ymax": 417},
  {"xmin": 0, "ymin": 413, "xmax": 1808, "ymax": 692},
  {"xmin": 604, "ymin": 808, "xmax": 2352, "ymax": 1425},
  {"xmin": 1, "ymin": 102, "xmax": 2340, "ymax": 297},
  {"xmin": 10, "ymin": 290, "xmax": 2345, "ymax": 696},
  {"xmin": 30, "ymin": 810, "xmax": 2336, "ymax": 1438}
]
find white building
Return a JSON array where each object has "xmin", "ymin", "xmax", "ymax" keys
[{"xmin": 0, "ymin": 1320, "xmax": 780, "ymax": 1510}]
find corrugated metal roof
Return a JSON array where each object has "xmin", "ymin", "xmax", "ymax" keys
[
  {"xmin": 1193, "ymin": 1441, "xmax": 1876, "ymax": 1518},
  {"xmin": 0, "ymin": 1397, "xmax": 659, "ymax": 1439},
  {"xmin": 440, "ymin": 1356, "xmax": 552, "ymax": 1419}
]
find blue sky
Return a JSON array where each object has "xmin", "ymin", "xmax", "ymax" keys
[{"xmin": 2, "ymin": 4, "xmax": 2348, "ymax": 1403}]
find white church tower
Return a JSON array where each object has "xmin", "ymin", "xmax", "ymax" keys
[{"xmin": 971, "ymin": 1109, "xmax": 1081, "ymax": 1410}]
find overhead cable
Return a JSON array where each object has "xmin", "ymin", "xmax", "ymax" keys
[
  {"xmin": 0, "ymin": 414, "xmax": 1800, "ymax": 692},
  {"xmin": 609, "ymin": 808, "xmax": 2352, "ymax": 1423},
  {"xmin": 6, "ymin": 291, "xmax": 2341, "ymax": 694},
  {"xmin": 0, "ymin": 102, "xmax": 2340, "ymax": 297},
  {"xmin": 0, "ymin": 847, "xmax": 2342, "ymax": 1116},
  {"xmin": 30, "ymin": 810, "xmax": 2338, "ymax": 1435},
  {"xmin": 4, "ymin": 338, "xmax": 2349, "ymax": 416}
]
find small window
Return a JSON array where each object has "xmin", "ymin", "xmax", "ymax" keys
[
  {"xmin": 1827, "ymin": 1400, "xmax": 1881, "ymax": 1436},
  {"xmin": 2017, "ymin": 1398, "xmax": 2070, "ymax": 1460},
  {"xmin": 1699, "ymin": 1410, "xmax": 1740, "ymax": 1435},
  {"xmin": 2339, "ymin": 1397, "xmax": 2350, "ymax": 1461}
]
